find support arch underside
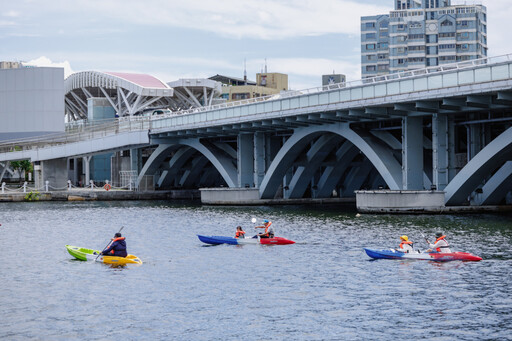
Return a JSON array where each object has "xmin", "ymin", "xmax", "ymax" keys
[
  {"xmin": 445, "ymin": 126, "xmax": 512, "ymax": 205},
  {"xmin": 259, "ymin": 124, "xmax": 402, "ymax": 199},
  {"xmin": 137, "ymin": 139, "xmax": 237, "ymax": 189}
]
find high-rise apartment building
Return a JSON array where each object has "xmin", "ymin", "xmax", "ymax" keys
[{"xmin": 361, "ymin": 0, "xmax": 487, "ymax": 78}]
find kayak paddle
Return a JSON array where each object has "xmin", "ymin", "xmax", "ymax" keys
[
  {"xmin": 420, "ymin": 232, "xmax": 430, "ymax": 244},
  {"xmin": 96, "ymin": 226, "xmax": 124, "ymax": 260}
]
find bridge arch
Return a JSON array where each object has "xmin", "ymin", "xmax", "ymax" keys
[
  {"xmin": 137, "ymin": 139, "xmax": 237, "ymax": 189},
  {"xmin": 259, "ymin": 123, "xmax": 403, "ymax": 199},
  {"xmin": 444, "ymin": 126, "xmax": 512, "ymax": 205}
]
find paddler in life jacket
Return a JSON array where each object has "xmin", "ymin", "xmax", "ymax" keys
[
  {"xmin": 255, "ymin": 219, "xmax": 274, "ymax": 239},
  {"xmin": 397, "ymin": 235, "xmax": 414, "ymax": 253},
  {"xmin": 427, "ymin": 232, "xmax": 451, "ymax": 253},
  {"xmin": 101, "ymin": 232, "xmax": 128, "ymax": 257},
  {"xmin": 235, "ymin": 226, "xmax": 246, "ymax": 239}
]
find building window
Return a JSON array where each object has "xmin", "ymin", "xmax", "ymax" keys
[
  {"xmin": 408, "ymin": 57, "xmax": 425, "ymax": 63},
  {"xmin": 232, "ymin": 93, "xmax": 250, "ymax": 100},
  {"xmin": 398, "ymin": 59, "xmax": 405, "ymax": 65},
  {"xmin": 367, "ymin": 55, "xmax": 375, "ymax": 61},
  {"xmin": 398, "ymin": 24, "xmax": 406, "ymax": 31},
  {"xmin": 409, "ymin": 45, "xmax": 425, "ymax": 51},
  {"xmin": 439, "ymin": 32, "xmax": 455, "ymax": 38},
  {"xmin": 459, "ymin": 20, "xmax": 469, "ymax": 27},
  {"xmin": 408, "ymin": 34, "xmax": 424, "ymax": 40},
  {"xmin": 397, "ymin": 47, "xmax": 406, "ymax": 54},
  {"xmin": 439, "ymin": 44, "xmax": 455, "ymax": 49},
  {"xmin": 366, "ymin": 33, "xmax": 376, "ymax": 39},
  {"xmin": 366, "ymin": 65, "xmax": 376, "ymax": 72},
  {"xmin": 441, "ymin": 20, "xmax": 453, "ymax": 26},
  {"xmin": 365, "ymin": 22, "xmax": 376, "ymax": 28},
  {"xmin": 378, "ymin": 65, "xmax": 389, "ymax": 71},
  {"xmin": 366, "ymin": 44, "xmax": 376, "ymax": 50},
  {"xmin": 457, "ymin": 32, "xmax": 469, "ymax": 40}
]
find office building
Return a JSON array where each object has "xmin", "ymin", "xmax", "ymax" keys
[{"xmin": 361, "ymin": 0, "xmax": 487, "ymax": 78}]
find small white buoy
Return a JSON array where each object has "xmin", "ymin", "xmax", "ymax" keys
[
  {"xmin": 356, "ymin": 213, "xmax": 361, "ymax": 218},
  {"xmin": 251, "ymin": 218, "xmax": 257, "ymax": 223}
]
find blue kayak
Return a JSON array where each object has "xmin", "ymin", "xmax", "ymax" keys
[
  {"xmin": 364, "ymin": 248, "xmax": 482, "ymax": 261},
  {"xmin": 197, "ymin": 235, "xmax": 240, "ymax": 245},
  {"xmin": 197, "ymin": 235, "xmax": 295, "ymax": 245}
]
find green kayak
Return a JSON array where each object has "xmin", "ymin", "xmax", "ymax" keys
[{"xmin": 65, "ymin": 245, "xmax": 142, "ymax": 265}]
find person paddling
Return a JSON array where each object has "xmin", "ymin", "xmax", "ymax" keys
[
  {"xmin": 397, "ymin": 235, "xmax": 414, "ymax": 253},
  {"xmin": 255, "ymin": 219, "xmax": 274, "ymax": 239},
  {"xmin": 101, "ymin": 232, "xmax": 128, "ymax": 257},
  {"xmin": 427, "ymin": 232, "xmax": 451, "ymax": 253},
  {"xmin": 235, "ymin": 226, "xmax": 246, "ymax": 239}
]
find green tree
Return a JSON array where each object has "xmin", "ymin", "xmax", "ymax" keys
[{"xmin": 10, "ymin": 160, "xmax": 33, "ymax": 184}]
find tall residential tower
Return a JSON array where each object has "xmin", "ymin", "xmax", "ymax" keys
[{"xmin": 361, "ymin": 0, "xmax": 487, "ymax": 78}]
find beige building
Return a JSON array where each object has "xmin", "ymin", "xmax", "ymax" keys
[
  {"xmin": 210, "ymin": 72, "xmax": 289, "ymax": 102},
  {"xmin": 256, "ymin": 72, "xmax": 288, "ymax": 91},
  {"xmin": 0, "ymin": 61, "xmax": 21, "ymax": 69}
]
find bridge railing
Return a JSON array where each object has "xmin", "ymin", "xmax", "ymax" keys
[
  {"xmin": 151, "ymin": 53, "xmax": 512, "ymax": 120},
  {"xmin": 0, "ymin": 117, "xmax": 150, "ymax": 154}
]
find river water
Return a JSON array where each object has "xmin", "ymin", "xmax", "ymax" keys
[{"xmin": 0, "ymin": 201, "xmax": 511, "ymax": 340}]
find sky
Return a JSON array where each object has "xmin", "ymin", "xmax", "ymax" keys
[{"xmin": 1, "ymin": 0, "xmax": 511, "ymax": 90}]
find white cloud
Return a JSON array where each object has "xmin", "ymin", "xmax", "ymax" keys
[
  {"xmin": 23, "ymin": 56, "xmax": 74, "ymax": 78},
  {"xmin": 0, "ymin": 20, "xmax": 16, "ymax": 26},
  {"xmin": 13, "ymin": 0, "xmax": 390, "ymax": 40},
  {"xmin": 4, "ymin": 11, "xmax": 20, "ymax": 18}
]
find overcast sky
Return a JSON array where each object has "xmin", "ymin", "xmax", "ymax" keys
[{"xmin": 1, "ymin": 0, "xmax": 510, "ymax": 90}]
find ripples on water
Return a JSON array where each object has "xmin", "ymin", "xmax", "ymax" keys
[{"xmin": 0, "ymin": 201, "xmax": 511, "ymax": 340}]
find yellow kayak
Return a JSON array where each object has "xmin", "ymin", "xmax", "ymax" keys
[{"xmin": 65, "ymin": 245, "xmax": 143, "ymax": 265}]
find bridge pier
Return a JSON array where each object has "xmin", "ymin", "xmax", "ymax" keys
[
  {"xmin": 238, "ymin": 133, "xmax": 254, "ymax": 188},
  {"xmin": 402, "ymin": 117, "xmax": 424, "ymax": 190},
  {"xmin": 34, "ymin": 158, "xmax": 68, "ymax": 191}
]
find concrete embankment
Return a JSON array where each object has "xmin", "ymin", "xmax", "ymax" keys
[{"xmin": 0, "ymin": 190, "xmax": 200, "ymax": 202}]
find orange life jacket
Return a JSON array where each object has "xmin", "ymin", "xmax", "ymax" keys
[
  {"xmin": 263, "ymin": 222, "xmax": 272, "ymax": 235},
  {"xmin": 235, "ymin": 230, "xmax": 245, "ymax": 238},
  {"xmin": 435, "ymin": 235, "xmax": 449, "ymax": 252},
  {"xmin": 399, "ymin": 241, "xmax": 413, "ymax": 249},
  {"xmin": 109, "ymin": 237, "xmax": 125, "ymax": 254}
]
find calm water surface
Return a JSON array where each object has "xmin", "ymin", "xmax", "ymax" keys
[{"xmin": 0, "ymin": 201, "xmax": 511, "ymax": 340}]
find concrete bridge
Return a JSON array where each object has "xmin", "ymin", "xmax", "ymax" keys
[{"xmin": 1, "ymin": 55, "xmax": 512, "ymax": 208}]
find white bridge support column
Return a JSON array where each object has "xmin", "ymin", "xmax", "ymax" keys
[
  {"xmin": 254, "ymin": 132, "xmax": 265, "ymax": 188},
  {"xmin": 131, "ymin": 148, "xmax": 142, "ymax": 175},
  {"xmin": 83, "ymin": 156, "xmax": 92, "ymax": 186},
  {"xmin": 432, "ymin": 113, "xmax": 451, "ymax": 191},
  {"xmin": 238, "ymin": 133, "xmax": 254, "ymax": 188},
  {"xmin": 402, "ymin": 116, "xmax": 424, "ymax": 190}
]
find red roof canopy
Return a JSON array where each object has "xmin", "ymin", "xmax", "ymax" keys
[{"xmin": 105, "ymin": 72, "xmax": 168, "ymax": 89}]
